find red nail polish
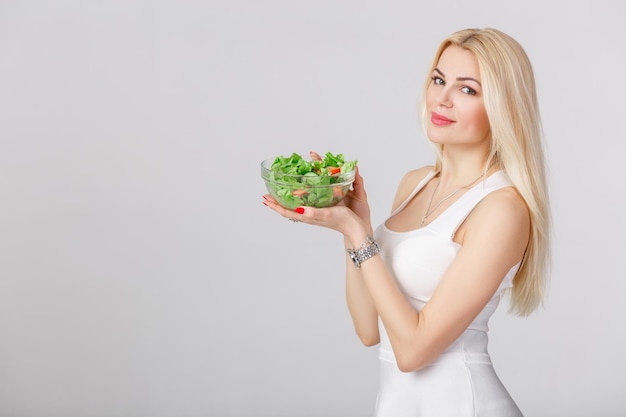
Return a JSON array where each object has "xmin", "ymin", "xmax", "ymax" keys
[
  {"xmin": 263, "ymin": 201, "xmax": 268, "ymax": 206},
  {"xmin": 295, "ymin": 207, "xmax": 305, "ymax": 214}
]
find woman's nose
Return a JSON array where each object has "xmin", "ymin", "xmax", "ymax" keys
[{"xmin": 436, "ymin": 87, "xmax": 452, "ymax": 107}]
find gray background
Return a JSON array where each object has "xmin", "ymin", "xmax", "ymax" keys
[{"xmin": 1, "ymin": 1, "xmax": 624, "ymax": 416}]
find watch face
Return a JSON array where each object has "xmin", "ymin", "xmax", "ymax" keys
[{"xmin": 349, "ymin": 251, "xmax": 360, "ymax": 267}]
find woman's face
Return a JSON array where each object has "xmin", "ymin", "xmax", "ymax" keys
[{"xmin": 425, "ymin": 45, "xmax": 490, "ymax": 148}]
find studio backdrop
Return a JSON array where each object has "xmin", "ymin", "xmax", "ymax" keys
[{"xmin": 0, "ymin": 1, "xmax": 624, "ymax": 416}]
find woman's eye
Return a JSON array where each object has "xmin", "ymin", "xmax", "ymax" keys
[
  {"xmin": 431, "ymin": 76, "xmax": 444, "ymax": 85},
  {"xmin": 461, "ymin": 86, "xmax": 477, "ymax": 95}
]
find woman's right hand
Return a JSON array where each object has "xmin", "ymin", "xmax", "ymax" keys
[
  {"xmin": 308, "ymin": 151, "xmax": 372, "ymax": 232},
  {"xmin": 342, "ymin": 166, "xmax": 373, "ymax": 233}
]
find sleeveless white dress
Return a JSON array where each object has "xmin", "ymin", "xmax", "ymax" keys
[{"xmin": 372, "ymin": 170, "xmax": 524, "ymax": 417}]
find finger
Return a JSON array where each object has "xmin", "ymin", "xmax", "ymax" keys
[
  {"xmin": 309, "ymin": 151, "xmax": 322, "ymax": 161},
  {"xmin": 351, "ymin": 166, "xmax": 366, "ymax": 196},
  {"xmin": 354, "ymin": 165, "xmax": 363, "ymax": 184},
  {"xmin": 262, "ymin": 195, "xmax": 306, "ymax": 221},
  {"xmin": 262, "ymin": 194, "xmax": 275, "ymax": 202}
]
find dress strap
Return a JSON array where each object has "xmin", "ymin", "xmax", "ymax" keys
[
  {"xmin": 427, "ymin": 171, "xmax": 514, "ymax": 240},
  {"xmin": 390, "ymin": 170, "xmax": 437, "ymax": 217}
]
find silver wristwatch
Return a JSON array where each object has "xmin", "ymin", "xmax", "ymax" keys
[{"xmin": 347, "ymin": 235, "xmax": 381, "ymax": 268}]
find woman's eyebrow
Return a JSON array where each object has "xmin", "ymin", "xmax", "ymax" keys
[
  {"xmin": 457, "ymin": 76, "xmax": 481, "ymax": 86},
  {"xmin": 434, "ymin": 68, "xmax": 481, "ymax": 86}
]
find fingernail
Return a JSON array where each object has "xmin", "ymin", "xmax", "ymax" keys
[
  {"xmin": 295, "ymin": 207, "xmax": 305, "ymax": 214},
  {"xmin": 263, "ymin": 202, "xmax": 268, "ymax": 206},
  {"xmin": 262, "ymin": 195, "xmax": 269, "ymax": 200}
]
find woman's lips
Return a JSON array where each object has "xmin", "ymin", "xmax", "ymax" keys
[{"xmin": 431, "ymin": 112, "xmax": 454, "ymax": 126}]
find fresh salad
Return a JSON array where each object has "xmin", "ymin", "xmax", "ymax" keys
[{"xmin": 263, "ymin": 151, "xmax": 358, "ymax": 209}]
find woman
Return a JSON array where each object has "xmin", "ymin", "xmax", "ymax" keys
[{"xmin": 263, "ymin": 27, "xmax": 550, "ymax": 416}]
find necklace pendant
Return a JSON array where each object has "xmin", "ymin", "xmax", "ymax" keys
[{"xmin": 420, "ymin": 215, "xmax": 426, "ymax": 227}]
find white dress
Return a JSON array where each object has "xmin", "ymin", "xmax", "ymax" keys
[{"xmin": 372, "ymin": 170, "xmax": 524, "ymax": 417}]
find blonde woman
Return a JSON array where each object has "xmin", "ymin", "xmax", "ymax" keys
[{"xmin": 263, "ymin": 27, "xmax": 550, "ymax": 416}]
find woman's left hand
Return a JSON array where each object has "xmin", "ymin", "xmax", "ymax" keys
[{"xmin": 262, "ymin": 194, "xmax": 364, "ymax": 237}]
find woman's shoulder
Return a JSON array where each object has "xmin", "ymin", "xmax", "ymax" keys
[
  {"xmin": 391, "ymin": 165, "xmax": 435, "ymax": 211},
  {"xmin": 457, "ymin": 183, "xmax": 530, "ymax": 249},
  {"xmin": 401, "ymin": 165, "xmax": 435, "ymax": 183}
]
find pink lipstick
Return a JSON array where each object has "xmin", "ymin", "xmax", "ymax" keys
[{"xmin": 431, "ymin": 112, "xmax": 454, "ymax": 126}]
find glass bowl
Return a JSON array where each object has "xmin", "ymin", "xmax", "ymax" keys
[{"xmin": 261, "ymin": 158, "xmax": 355, "ymax": 209}]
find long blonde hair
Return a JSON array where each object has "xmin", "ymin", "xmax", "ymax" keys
[{"xmin": 420, "ymin": 28, "xmax": 551, "ymax": 316}]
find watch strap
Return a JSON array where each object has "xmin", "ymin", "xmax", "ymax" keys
[{"xmin": 346, "ymin": 235, "xmax": 381, "ymax": 268}]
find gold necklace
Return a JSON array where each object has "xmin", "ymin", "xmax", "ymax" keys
[{"xmin": 420, "ymin": 172, "xmax": 485, "ymax": 227}]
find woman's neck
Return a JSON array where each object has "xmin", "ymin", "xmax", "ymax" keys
[{"xmin": 437, "ymin": 155, "xmax": 494, "ymax": 189}]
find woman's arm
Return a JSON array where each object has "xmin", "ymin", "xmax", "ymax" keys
[
  {"xmin": 341, "ymin": 167, "xmax": 379, "ymax": 346},
  {"xmin": 344, "ymin": 237, "xmax": 380, "ymax": 346},
  {"xmin": 343, "ymin": 166, "xmax": 433, "ymax": 347}
]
